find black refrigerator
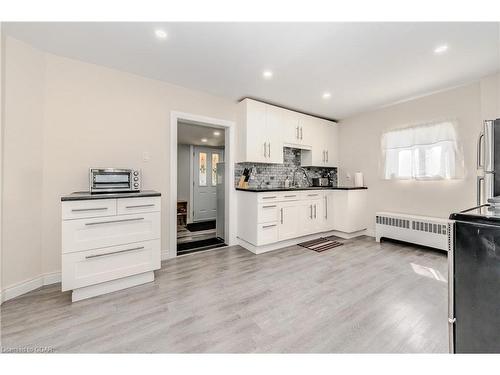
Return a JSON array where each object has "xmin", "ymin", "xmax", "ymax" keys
[{"xmin": 449, "ymin": 205, "xmax": 500, "ymax": 353}]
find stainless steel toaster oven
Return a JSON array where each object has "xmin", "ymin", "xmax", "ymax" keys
[{"xmin": 89, "ymin": 168, "xmax": 141, "ymax": 193}]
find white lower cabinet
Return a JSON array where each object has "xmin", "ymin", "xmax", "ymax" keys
[
  {"xmin": 278, "ymin": 201, "xmax": 300, "ymax": 241},
  {"xmin": 61, "ymin": 195, "xmax": 161, "ymax": 302},
  {"xmin": 237, "ymin": 189, "xmax": 367, "ymax": 252}
]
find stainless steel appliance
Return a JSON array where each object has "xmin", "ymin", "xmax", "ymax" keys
[
  {"xmin": 477, "ymin": 119, "xmax": 500, "ymax": 205},
  {"xmin": 448, "ymin": 205, "xmax": 500, "ymax": 353},
  {"xmin": 89, "ymin": 168, "xmax": 141, "ymax": 193},
  {"xmin": 311, "ymin": 177, "xmax": 329, "ymax": 187}
]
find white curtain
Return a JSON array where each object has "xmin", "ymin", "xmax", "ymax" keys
[{"xmin": 381, "ymin": 121, "xmax": 463, "ymax": 180}]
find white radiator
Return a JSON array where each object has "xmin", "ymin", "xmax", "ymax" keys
[{"xmin": 375, "ymin": 211, "xmax": 452, "ymax": 251}]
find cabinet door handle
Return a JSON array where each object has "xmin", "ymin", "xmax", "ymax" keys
[
  {"xmin": 300, "ymin": 127, "xmax": 303, "ymax": 140},
  {"xmin": 325, "ymin": 196, "xmax": 328, "ymax": 219},
  {"xmin": 125, "ymin": 204, "xmax": 155, "ymax": 209},
  {"xmin": 268, "ymin": 142, "xmax": 271, "ymax": 158},
  {"xmin": 71, "ymin": 207, "xmax": 108, "ymax": 212},
  {"xmin": 262, "ymin": 224, "xmax": 277, "ymax": 229},
  {"xmin": 323, "ymin": 150, "xmax": 326, "ymax": 162},
  {"xmin": 310, "ymin": 204, "xmax": 313, "ymax": 219},
  {"xmin": 85, "ymin": 246, "xmax": 145, "ymax": 259},
  {"xmin": 326, "ymin": 150, "xmax": 329, "ymax": 163},
  {"xmin": 262, "ymin": 205, "xmax": 277, "ymax": 208},
  {"xmin": 296, "ymin": 126, "xmax": 299, "ymax": 139},
  {"xmin": 263, "ymin": 142, "xmax": 267, "ymax": 158},
  {"xmin": 280, "ymin": 208, "xmax": 283, "ymax": 224},
  {"xmin": 85, "ymin": 217, "xmax": 144, "ymax": 226},
  {"xmin": 314, "ymin": 204, "xmax": 317, "ymax": 219}
]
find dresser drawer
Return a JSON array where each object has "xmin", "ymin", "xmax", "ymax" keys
[
  {"xmin": 258, "ymin": 203, "xmax": 279, "ymax": 223},
  {"xmin": 256, "ymin": 222, "xmax": 278, "ymax": 245},
  {"xmin": 62, "ymin": 199, "xmax": 117, "ymax": 220},
  {"xmin": 62, "ymin": 212, "xmax": 161, "ymax": 254},
  {"xmin": 61, "ymin": 239, "xmax": 160, "ymax": 291},
  {"xmin": 117, "ymin": 196, "xmax": 161, "ymax": 215}
]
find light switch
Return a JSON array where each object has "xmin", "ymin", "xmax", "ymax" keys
[{"xmin": 142, "ymin": 152, "xmax": 150, "ymax": 162}]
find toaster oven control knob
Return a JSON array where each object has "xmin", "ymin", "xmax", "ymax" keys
[
  {"xmin": 133, "ymin": 171, "xmax": 139, "ymax": 176},
  {"xmin": 134, "ymin": 183, "xmax": 139, "ymax": 187},
  {"xmin": 134, "ymin": 177, "xmax": 138, "ymax": 181}
]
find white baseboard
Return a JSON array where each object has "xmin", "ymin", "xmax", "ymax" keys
[{"xmin": 0, "ymin": 271, "xmax": 61, "ymax": 304}]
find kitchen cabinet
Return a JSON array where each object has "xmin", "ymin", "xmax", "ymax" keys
[
  {"xmin": 238, "ymin": 99, "xmax": 283, "ymax": 164},
  {"xmin": 238, "ymin": 98, "xmax": 338, "ymax": 166},
  {"xmin": 278, "ymin": 201, "xmax": 300, "ymax": 241},
  {"xmin": 301, "ymin": 119, "xmax": 339, "ymax": 167},
  {"xmin": 237, "ymin": 189, "xmax": 367, "ymax": 254},
  {"xmin": 330, "ymin": 190, "xmax": 367, "ymax": 233}
]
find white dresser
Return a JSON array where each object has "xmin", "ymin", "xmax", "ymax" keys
[{"xmin": 61, "ymin": 191, "xmax": 161, "ymax": 302}]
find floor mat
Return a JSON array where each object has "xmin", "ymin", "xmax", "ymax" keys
[
  {"xmin": 186, "ymin": 220, "xmax": 216, "ymax": 232},
  {"xmin": 298, "ymin": 237, "xmax": 343, "ymax": 252},
  {"xmin": 177, "ymin": 237, "xmax": 226, "ymax": 255}
]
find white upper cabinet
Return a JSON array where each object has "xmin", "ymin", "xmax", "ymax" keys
[
  {"xmin": 238, "ymin": 99, "xmax": 283, "ymax": 164},
  {"xmin": 238, "ymin": 98, "xmax": 338, "ymax": 166},
  {"xmin": 301, "ymin": 118, "xmax": 338, "ymax": 167}
]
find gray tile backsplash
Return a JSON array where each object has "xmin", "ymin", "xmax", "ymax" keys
[{"xmin": 235, "ymin": 147, "xmax": 337, "ymax": 188}]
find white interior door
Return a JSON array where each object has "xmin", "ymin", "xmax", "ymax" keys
[{"xmin": 193, "ymin": 146, "xmax": 224, "ymax": 222}]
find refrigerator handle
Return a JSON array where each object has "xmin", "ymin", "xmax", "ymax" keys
[
  {"xmin": 477, "ymin": 131, "xmax": 484, "ymax": 169},
  {"xmin": 477, "ymin": 176, "xmax": 485, "ymax": 206},
  {"xmin": 447, "ymin": 222, "xmax": 455, "ymax": 354}
]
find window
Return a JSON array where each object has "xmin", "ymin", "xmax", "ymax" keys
[
  {"xmin": 382, "ymin": 121, "xmax": 463, "ymax": 180},
  {"xmin": 211, "ymin": 153, "xmax": 219, "ymax": 186},
  {"xmin": 199, "ymin": 152, "xmax": 207, "ymax": 186}
]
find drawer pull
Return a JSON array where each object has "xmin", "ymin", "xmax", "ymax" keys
[
  {"xmin": 262, "ymin": 224, "xmax": 277, "ymax": 229},
  {"xmin": 262, "ymin": 205, "xmax": 277, "ymax": 208},
  {"xmin": 85, "ymin": 246, "xmax": 145, "ymax": 259},
  {"xmin": 125, "ymin": 204, "xmax": 155, "ymax": 209},
  {"xmin": 308, "ymin": 194, "xmax": 319, "ymax": 197},
  {"xmin": 71, "ymin": 207, "xmax": 108, "ymax": 212},
  {"xmin": 85, "ymin": 217, "xmax": 145, "ymax": 226},
  {"xmin": 262, "ymin": 196, "xmax": 277, "ymax": 199},
  {"xmin": 284, "ymin": 195, "xmax": 296, "ymax": 198}
]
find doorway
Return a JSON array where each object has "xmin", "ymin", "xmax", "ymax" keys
[{"xmin": 174, "ymin": 119, "xmax": 229, "ymax": 256}]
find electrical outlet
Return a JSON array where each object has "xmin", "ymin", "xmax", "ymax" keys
[{"xmin": 142, "ymin": 152, "xmax": 150, "ymax": 162}]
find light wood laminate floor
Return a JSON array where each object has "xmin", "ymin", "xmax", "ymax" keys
[{"xmin": 0, "ymin": 236, "xmax": 448, "ymax": 353}]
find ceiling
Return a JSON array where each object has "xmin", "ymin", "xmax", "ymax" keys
[
  {"xmin": 4, "ymin": 22, "xmax": 499, "ymax": 119},
  {"xmin": 178, "ymin": 121, "xmax": 225, "ymax": 147}
]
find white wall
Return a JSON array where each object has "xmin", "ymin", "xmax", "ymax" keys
[
  {"xmin": 177, "ymin": 143, "xmax": 191, "ymax": 204},
  {"xmin": 2, "ymin": 38, "xmax": 46, "ymax": 291},
  {"xmin": 338, "ymin": 82, "xmax": 485, "ymax": 234},
  {"xmin": 2, "ymin": 37, "xmax": 237, "ymax": 291}
]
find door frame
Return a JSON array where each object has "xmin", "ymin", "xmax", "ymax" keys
[{"xmin": 169, "ymin": 111, "xmax": 236, "ymax": 259}]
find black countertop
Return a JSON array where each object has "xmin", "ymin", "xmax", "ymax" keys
[
  {"xmin": 61, "ymin": 190, "xmax": 161, "ymax": 201},
  {"xmin": 236, "ymin": 186, "xmax": 367, "ymax": 192}
]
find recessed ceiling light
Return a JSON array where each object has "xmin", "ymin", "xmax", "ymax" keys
[
  {"xmin": 434, "ymin": 44, "xmax": 449, "ymax": 55},
  {"xmin": 155, "ymin": 29, "xmax": 168, "ymax": 40},
  {"xmin": 262, "ymin": 70, "xmax": 273, "ymax": 79},
  {"xmin": 201, "ymin": 138, "xmax": 208, "ymax": 143},
  {"xmin": 322, "ymin": 92, "xmax": 332, "ymax": 99},
  {"xmin": 213, "ymin": 131, "xmax": 220, "ymax": 136}
]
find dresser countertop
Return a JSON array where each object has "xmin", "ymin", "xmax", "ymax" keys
[{"xmin": 61, "ymin": 190, "xmax": 161, "ymax": 201}]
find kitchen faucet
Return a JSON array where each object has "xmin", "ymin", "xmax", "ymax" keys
[{"xmin": 292, "ymin": 167, "xmax": 311, "ymax": 187}]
